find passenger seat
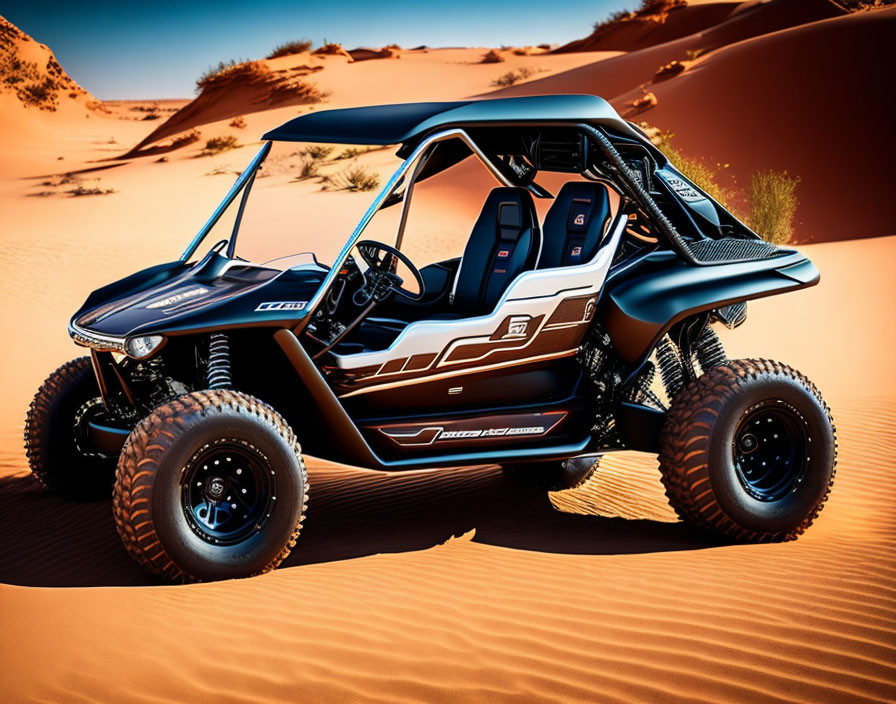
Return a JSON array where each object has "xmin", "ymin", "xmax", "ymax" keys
[
  {"xmin": 451, "ymin": 187, "xmax": 540, "ymax": 316},
  {"xmin": 537, "ymin": 182, "xmax": 611, "ymax": 268}
]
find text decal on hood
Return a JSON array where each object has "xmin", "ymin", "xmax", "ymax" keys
[{"xmin": 145, "ymin": 286, "xmax": 210, "ymax": 309}]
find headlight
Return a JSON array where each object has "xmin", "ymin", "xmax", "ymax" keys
[{"xmin": 125, "ymin": 335, "xmax": 165, "ymax": 359}]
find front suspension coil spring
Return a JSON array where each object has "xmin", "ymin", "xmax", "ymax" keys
[
  {"xmin": 206, "ymin": 333, "xmax": 232, "ymax": 389},
  {"xmin": 655, "ymin": 336, "xmax": 685, "ymax": 400},
  {"xmin": 695, "ymin": 324, "xmax": 728, "ymax": 373}
]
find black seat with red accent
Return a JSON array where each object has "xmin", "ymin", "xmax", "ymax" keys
[
  {"xmin": 452, "ymin": 187, "xmax": 540, "ymax": 316},
  {"xmin": 537, "ymin": 182, "xmax": 611, "ymax": 269}
]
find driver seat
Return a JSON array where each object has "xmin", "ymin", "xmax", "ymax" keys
[{"xmin": 451, "ymin": 187, "xmax": 540, "ymax": 316}]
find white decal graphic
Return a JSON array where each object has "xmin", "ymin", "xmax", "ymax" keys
[
  {"xmin": 503, "ymin": 315, "xmax": 530, "ymax": 339},
  {"xmin": 145, "ymin": 286, "xmax": 210, "ymax": 309},
  {"xmin": 439, "ymin": 426, "xmax": 545, "ymax": 440},
  {"xmin": 584, "ymin": 297, "xmax": 597, "ymax": 321},
  {"xmin": 573, "ymin": 213, "xmax": 585, "ymax": 226},
  {"xmin": 659, "ymin": 173, "xmax": 706, "ymax": 203},
  {"xmin": 255, "ymin": 301, "xmax": 308, "ymax": 312}
]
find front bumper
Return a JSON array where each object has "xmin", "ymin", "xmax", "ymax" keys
[{"xmin": 68, "ymin": 320, "xmax": 127, "ymax": 354}]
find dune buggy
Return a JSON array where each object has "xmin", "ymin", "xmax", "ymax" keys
[{"xmin": 26, "ymin": 95, "xmax": 836, "ymax": 582}]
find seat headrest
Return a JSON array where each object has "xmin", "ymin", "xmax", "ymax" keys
[
  {"xmin": 538, "ymin": 181, "xmax": 611, "ymax": 269},
  {"xmin": 497, "ymin": 201, "xmax": 522, "ymax": 240},
  {"xmin": 476, "ymin": 187, "xmax": 537, "ymax": 243}
]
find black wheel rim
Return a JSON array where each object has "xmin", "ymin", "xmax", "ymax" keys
[
  {"xmin": 181, "ymin": 439, "xmax": 275, "ymax": 545},
  {"xmin": 733, "ymin": 400, "xmax": 809, "ymax": 502},
  {"xmin": 72, "ymin": 397, "xmax": 119, "ymax": 460}
]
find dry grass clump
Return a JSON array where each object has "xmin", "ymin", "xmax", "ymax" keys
[
  {"xmin": 312, "ymin": 42, "xmax": 352, "ymax": 60},
  {"xmin": 68, "ymin": 184, "xmax": 116, "ymax": 197},
  {"xmin": 593, "ymin": 0, "xmax": 685, "ymax": 32},
  {"xmin": 480, "ymin": 49, "xmax": 505, "ymax": 64},
  {"xmin": 323, "ymin": 163, "xmax": 380, "ymax": 192},
  {"xmin": 202, "ymin": 134, "xmax": 239, "ymax": 155},
  {"xmin": 492, "ymin": 66, "xmax": 535, "ymax": 87},
  {"xmin": 266, "ymin": 39, "xmax": 313, "ymax": 59},
  {"xmin": 335, "ymin": 146, "xmax": 372, "ymax": 160},
  {"xmin": 229, "ymin": 115, "xmax": 247, "ymax": 128},
  {"xmin": 303, "ymin": 144, "xmax": 333, "ymax": 160},
  {"xmin": 1, "ymin": 54, "xmax": 59, "ymax": 109},
  {"xmin": 747, "ymin": 171, "xmax": 800, "ymax": 245},
  {"xmin": 654, "ymin": 59, "xmax": 685, "ymax": 80},
  {"xmin": 654, "ymin": 131, "xmax": 734, "ymax": 211},
  {"xmin": 630, "ymin": 91, "xmax": 658, "ymax": 113},
  {"xmin": 169, "ymin": 129, "xmax": 202, "ymax": 150},
  {"xmin": 838, "ymin": 0, "xmax": 893, "ymax": 10},
  {"xmin": 195, "ymin": 59, "xmax": 263, "ymax": 93},
  {"xmin": 295, "ymin": 159, "xmax": 320, "ymax": 180}
]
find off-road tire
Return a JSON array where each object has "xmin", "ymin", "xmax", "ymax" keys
[
  {"xmin": 113, "ymin": 390, "xmax": 308, "ymax": 583},
  {"xmin": 503, "ymin": 457, "xmax": 601, "ymax": 492},
  {"xmin": 659, "ymin": 359, "xmax": 836, "ymax": 542},
  {"xmin": 24, "ymin": 357, "xmax": 117, "ymax": 498}
]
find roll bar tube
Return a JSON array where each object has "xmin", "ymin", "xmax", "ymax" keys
[
  {"xmin": 180, "ymin": 141, "xmax": 272, "ymax": 262},
  {"xmin": 294, "ymin": 128, "xmax": 516, "ymax": 330}
]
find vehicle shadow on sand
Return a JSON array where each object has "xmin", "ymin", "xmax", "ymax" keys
[{"xmin": 0, "ymin": 462, "xmax": 712, "ymax": 588}]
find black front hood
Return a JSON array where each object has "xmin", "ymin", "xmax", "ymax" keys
[{"xmin": 71, "ymin": 252, "xmax": 327, "ymax": 341}]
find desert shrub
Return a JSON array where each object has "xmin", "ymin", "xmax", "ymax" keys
[
  {"xmin": 492, "ymin": 66, "xmax": 534, "ymax": 87},
  {"xmin": 303, "ymin": 144, "xmax": 333, "ymax": 160},
  {"xmin": 660, "ymin": 138, "xmax": 733, "ymax": 212},
  {"xmin": 169, "ymin": 129, "xmax": 201, "ymax": 149},
  {"xmin": 838, "ymin": 0, "xmax": 894, "ymax": 10},
  {"xmin": 68, "ymin": 184, "xmax": 115, "ymax": 197},
  {"xmin": 142, "ymin": 113, "xmax": 160, "ymax": 120},
  {"xmin": 324, "ymin": 164, "xmax": 380, "ymax": 192},
  {"xmin": 312, "ymin": 42, "xmax": 347, "ymax": 56},
  {"xmin": 537, "ymin": 43, "xmax": 552, "ymax": 50},
  {"xmin": 493, "ymin": 71, "xmax": 520, "ymax": 87},
  {"xmin": 654, "ymin": 59, "xmax": 685, "ymax": 80},
  {"xmin": 0, "ymin": 54, "xmax": 59, "ymax": 109},
  {"xmin": 266, "ymin": 39, "xmax": 313, "ymax": 59},
  {"xmin": 630, "ymin": 91, "xmax": 658, "ymax": 113},
  {"xmin": 195, "ymin": 59, "xmax": 259, "ymax": 93},
  {"xmin": 229, "ymin": 115, "xmax": 247, "ymax": 128},
  {"xmin": 592, "ymin": 9, "xmax": 631, "ymax": 33},
  {"xmin": 202, "ymin": 135, "xmax": 239, "ymax": 155},
  {"xmin": 19, "ymin": 78, "xmax": 56, "ymax": 107},
  {"xmin": 747, "ymin": 171, "xmax": 800, "ymax": 245},
  {"xmin": 480, "ymin": 50, "xmax": 505, "ymax": 64},
  {"xmin": 296, "ymin": 159, "xmax": 320, "ymax": 180},
  {"xmin": 592, "ymin": 0, "xmax": 685, "ymax": 33},
  {"xmin": 335, "ymin": 146, "xmax": 368, "ymax": 160}
]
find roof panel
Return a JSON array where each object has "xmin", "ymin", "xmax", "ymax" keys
[{"xmin": 261, "ymin": 94, "xmax": 631, "ymax": 146}]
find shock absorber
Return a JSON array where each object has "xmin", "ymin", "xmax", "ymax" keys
[
  {"xmin": 695, "ymin": 324, "xmax": 728, "ymax": 373},
  {"xmin": 655, "ymin": 336, "xmax": 685, "ymax": 400},
  {"xmin": 206, "ymin": 333, "xmax": 232, "ymax": 389}
]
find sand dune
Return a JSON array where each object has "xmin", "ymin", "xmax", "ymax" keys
[
  {"xmin": 500, "ymin": 4, "xmax": 894, "ymax": 243},
  {"xmin": 1, "ymin": 398, "xmax": 895, "ymax": 702},
  {"xmin": 554, "ymin": 0, "xmax": 845, "ymax": 55},
  {"xmin": 554, "ymin": 0, "xmax": 741, "ymax": 53},
  {"xmin": 1, "ymin": 8, "xmax": 895, "ymax": 703}
]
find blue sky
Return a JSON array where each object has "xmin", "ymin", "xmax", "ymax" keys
[{"xmin": 2, "ymin": 1, "xmax": 635, "ymax": 99}]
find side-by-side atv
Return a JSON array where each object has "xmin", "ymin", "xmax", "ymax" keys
[{"xmin": 26, "ymin": 95, "xmax": 836, "ymax": 582}]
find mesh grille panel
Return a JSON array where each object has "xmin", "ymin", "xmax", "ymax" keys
[{"xmin": 687, "ymin": 237, "xmax": 784, "ymax": 263}]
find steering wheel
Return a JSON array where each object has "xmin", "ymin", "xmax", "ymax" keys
[{"xmin": 353, "ymin": 240, "xmax": 425, "ymax": 306}]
